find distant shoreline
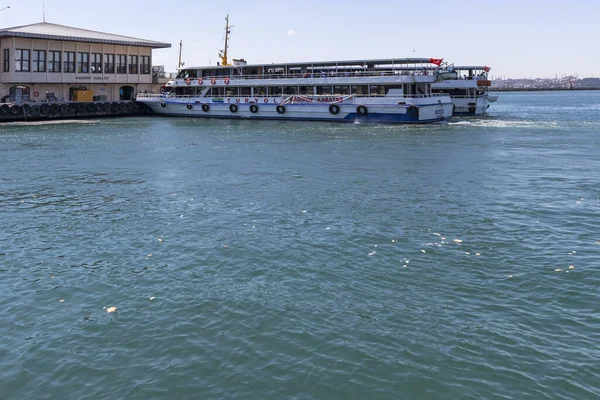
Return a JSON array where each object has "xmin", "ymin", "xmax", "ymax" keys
[{"xmin": 492, "ymin": 87, "xmax": 600, "ymax": 92}]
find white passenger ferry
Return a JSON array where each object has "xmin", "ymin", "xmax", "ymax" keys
[
  {"xmin": 137, "ymin": 17, "xmax": 452, "ymax": 124},
  {"xmin": 137, "ymin": 57, "xmax": 454, "ymax": 124},
  {"xmin": 432, "ymin": 65, "xmax": 498, "ymax": 115}
]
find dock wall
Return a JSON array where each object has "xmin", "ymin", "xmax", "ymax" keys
[{"xmin": 0, "ymin": 101, "xmax": 149, "ymax": 122}]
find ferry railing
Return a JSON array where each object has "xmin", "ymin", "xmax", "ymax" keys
[{"xmin": 183, "ymin": 69, "xmax": 439, "ymax": 82}]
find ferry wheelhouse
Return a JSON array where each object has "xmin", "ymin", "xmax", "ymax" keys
[
  {"xmin": 431, "ymin": 65, "xmax": 498, "ymax": 115},
  {"xmin": 137, "ymin": 57, "xmax": 454, "ymax": 124}
]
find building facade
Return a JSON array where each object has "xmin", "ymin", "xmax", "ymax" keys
[{"xmin": 0, "ymin": 22, "xmax": 170, "ymax": 103}]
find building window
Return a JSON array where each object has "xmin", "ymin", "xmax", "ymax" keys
[
  {"xmin": 104, "ymin": 54, "xmax": 114, "ymax": 74},
  {"xmin": 48, "ymin": 51, "xmax": 61, "ymax": 72},
  {"xmin": 3, "ymin": 49, "xmax": 8, "ymax": 72},
  {"xmin": 116, "ymin": 54, "xmax": 126, "ymax": 74},
  {"xmin": 63, "ymin": 51, "xmax": 75, "ymax": 73},
  {"xmin": 128, "ymin": 55, "xmax": 138, "ymax": 74},
  {"xmin": 15, "ymin": 49, "xmax": 30, "ymax": 72},
  {"xmin": 91, "ymin": 53, "xmax": 102, "ymax": 73},
  {"xmin": 32, "ymin": 50, "xmax": 46, "ymax": 72},
  {"xmin": 140, "ymin": 55, "xmax": 150, "ymax": 74},
  {"xmin": 77, "ymin": 52, "xmax": 89, "ymax": 73}
]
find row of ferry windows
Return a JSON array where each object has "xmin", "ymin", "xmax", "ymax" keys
[
  {"xmin": 2, "ymin": 49, "xmax": 150, "ymax": 74},
  {"xmin": 173, "ymin": 85, "xmax": 413, "ymax": 97}
]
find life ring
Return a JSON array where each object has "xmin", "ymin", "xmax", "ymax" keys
[
  {"xmin": 160, "ymin": 87, "xmax": 165, "ymax": 93},
  {"xmin": 198, "ymin": 78, "xmax": 203, "ymax": 85},
  {"xmin": 161, "ymin": 102, "xmax": 167, "ymax": 108},
  {"xmin": 185, "ymin": 78, "xmax": 191, "ymax": 85},
  {"xmin": 187, "ymin": 104, "xmax": 193, "ymax": 110},
  {"xmin": 224, "ymin": 77, "xmax": 230, "ymax": 85},
  {"xmin": 211, "ymin": 78, "xmax": 216, "ymax": 85},
  {"xmin": 356, "ymin": 105, "xmax": 368, "ymax": 115},
  {"xmin": 276, "ymin": 105, "xmax": 286, "ymax": 114},
  {"xmin": 407, "ymin": 106, "xmax": 418, "ymax": 117},
  {"xmin": 229, "ymin": 104, "xmax": 238, "ymax": 113},
  {"xmin": 329, "ymin": 104, "xmax": 340, "ymax": 115},
  {"xmin": 202, "ymin": 104, "xmax": 210, "ymax": 112},
  {"xmin": 33, "ymin": 91, "xmax": 39, "ymax": 98},
  {"xmin": 250, "ymin": 104, "xmax": 259, "ymax": 114}
]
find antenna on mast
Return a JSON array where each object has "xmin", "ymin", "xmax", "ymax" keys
[
  {"xmin": 43, "ymin": 1, "xmax": 46, "ymax": 22},
  {"xmin": 219, "ymin": 14, "xmax": 233, "ymax": 66}
]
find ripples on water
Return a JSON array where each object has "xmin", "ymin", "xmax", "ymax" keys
[{"xmin": 1, "ymin": 91, "xmax": 599, "ymax": 399}]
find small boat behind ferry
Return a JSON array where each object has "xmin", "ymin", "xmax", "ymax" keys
[
  {"xmin": 431, "ymin": 65, "xmax": 498, "ymax": 115},
  {"xmin": 136, "ymin": 16, "xmax": 452, "ymax": 124}
]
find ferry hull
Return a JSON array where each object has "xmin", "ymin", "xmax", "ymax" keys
[{"xmin": 140, "ymin": 100, "xmax": 453, "ymax": 124}]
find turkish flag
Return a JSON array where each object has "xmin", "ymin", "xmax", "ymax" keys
[
  {"xmin": 484, "ymin": 66, "xmax": 491, "ymax": 72},
  {"xmin": 429, "ymin": 58, "xmax": 443, "ymax": 66}
]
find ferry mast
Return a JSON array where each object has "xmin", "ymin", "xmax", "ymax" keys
[{"xmin": 219, "ymin": 15, "xmax": 232, "ymax": 66}]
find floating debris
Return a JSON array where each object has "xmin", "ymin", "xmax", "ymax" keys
[
  {"xmin": 368, "ymin": 251, "xmax": 376, "ymax": 256},
  {"xmin": 475, "ymin": 253, "xmax": 481, "ymax": 256},
  {"xmin": 433, "ymin": 233, "xmax": 441, "ymax": 236},
  {"xmin": 391, "ymin": 239, "xmax": 396, "ymax": 243},
  {"xmin": 453, "ymin": 239, "xmax": 463, "ymax": 244},
  {"xmin": 223, "ymin": 245, "xmax": 228, "ymax": 248},
  {"xmin": 50, "ymin": 276, "xmax": 55, "ymax": 279},
  {"xmin": 596, "ymin": 242, "xmax": 600, "ymax": 245},
  {"xmin": 403, "ymin": 265, "xmax": 407, "ymax": 268},
  {"xmin": 149, "ymin": 297, "xmax": 155, "ymax": 300},
  {"xmin": 106, "ymin": 307, "xmax": 117, "ymax": 313},
  {"xmin": 301, "ymin": 210, "xmax": 307, "ymax": 213},
  {"xmin": 555, "ymin": 269, "xmax": 563, "ymax": 272},
  {"xmin": 59, "ymin": 299, "xmax": 64, "ymax": 303},
  {"xmin": 326, "ymin": 227, "xmax": 331, "ymax": 230},
  {"xmin": 569, "ymin": 265, "xmax": 575, "ymax": 269},
  {"xmin": 158, "ymin": 238, "xmax": 163, "ymax": 242},
  {"xmin": 420, "ymin": 250, "xmax": 426, "ymax": 253},
  {"xmin": 508, "ymin": 275, "xmax": 513, "ymax": 278},
  {"xmin": 465, "ymin": 252, "xmax": 470, "ymax": 255}
]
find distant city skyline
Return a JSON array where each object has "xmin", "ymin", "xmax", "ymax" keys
[{"xmin": 1, "ymin": 0, "xmax": 599, "ymax": 78}]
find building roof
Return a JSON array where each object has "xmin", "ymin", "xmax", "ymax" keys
[{"xmin": 0, "ymin": 22, "xmax": 170, "ymax": 48}]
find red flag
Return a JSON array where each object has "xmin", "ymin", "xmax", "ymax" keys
[
  {"xmin": 429, "ymin": 58, "xmax": 443, "ymax": 66},
  {"xmin": 483, "ymin": 66, "xmax": 491, "ymax": 72}
]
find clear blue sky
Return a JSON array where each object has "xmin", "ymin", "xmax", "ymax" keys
[{"xmin": 1, "ymin": 0, "xmax": 599, "ymax": 78}]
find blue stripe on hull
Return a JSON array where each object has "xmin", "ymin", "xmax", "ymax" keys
[{"xmin": 157, "ymin": 112, "xmax": 446, "ymax": 124}]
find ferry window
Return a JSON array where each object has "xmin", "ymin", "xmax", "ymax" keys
[
  {"xmin": 333, "ymin": 86, "xmax": 350, "ymax": 95},
  {"xmin": 239, "ymin": 87, "xmax": 251, "ymax": 96},
  {"xmin": 268, "ymin": 86, "xmax": 282, "ymax": 96},
  {"xmin": 32, "ymin": 50, "xmax": 46, "ymax": 72},
  {"xmin": 351, "ymin": 85, "xmax": 368, "ymax": 95},
  {"xmin": 104, "ymin": 54, "xmax": 115, "ymax": 74},
  {"xmin": 253, "ymin": 87, "xmax": 267, "ymax": 96},
  {"xmin": 384, "ymin": 85, "xmax": 403, "ymax": 95},
  {"xmin": 77, "ymin": 52, "xmax": 89, "ymax": 73},
  {"xmin": 299, "ymin": 86, "xmax": 312, "ymax": 95},
  {"xmin": 116, "ymin": 54, "xmax": 126, "ymax": 74},
  {"xmin": 91, "ymin": 53, "xmax": 102, "ymax": 73},
  {"xmin": 283, "ymin": 86, "xmax": 298, "ymax": 95},
  {"xmin": 140, "ymin": 56, "xmax": 150, "ymax": 74},
  {"xmin": 205, "ymin": 88, "xmax": 212, "ymax": 96},
  {"xmin": 176, "ymin": 70, "xmax": 188, "ymax": 79},
  {"xmin": 226, "ymin": 87, "xmax": 237, "ymax": 97},
  {"xmin": 195, "ymin": 87, "xmax": 205, "ymax": 96},
  {"xmin": 63, "ymin": 52, "xmax": 75, "ymax": 73},
  {"xmin": 128, "ymin": 55, "xmax": 138, "ymax": 74},
  {"xmin": 3, "ymin": 49, "xmax": 8, "ymax": 72},
  {"xmin": 316, "ymin": 86, "xmax": 332, "ymax": 95},
  {"xmin": 15, "ymin": 49, "xmax": 30, "ymax": 72},
  {"xmin": 370, "ymin": 85, "xmax": 384, "ymax": 96},
  {"xmin": 212, "ymin": 87, "xmax": 225, "ymax": 97},
  {"xmin": 49, "ymin": 51, "xmax": 61, "ymax": 73}
]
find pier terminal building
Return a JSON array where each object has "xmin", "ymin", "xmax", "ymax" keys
[{"xmin": 0, "ymin": 22, "xmax": 170, "ymax": 103}]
